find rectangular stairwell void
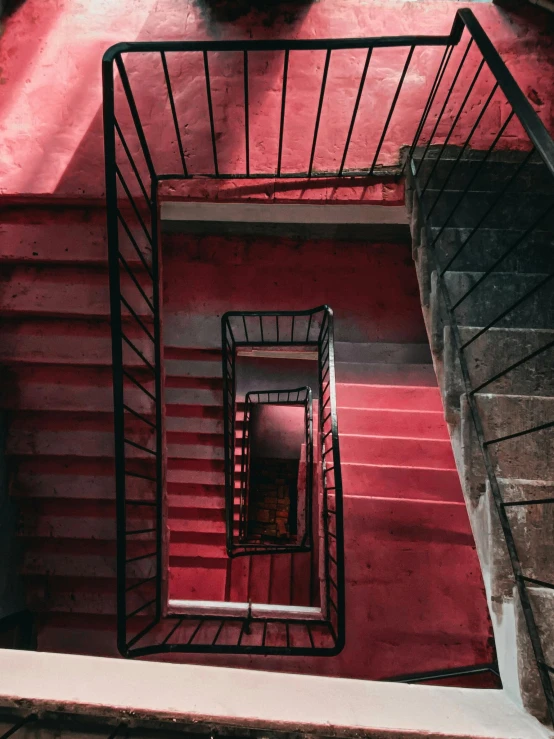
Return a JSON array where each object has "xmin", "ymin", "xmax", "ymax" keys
[
  {"xmin": 169, "ymin": 381, "xmax": 323, "ymax": 624},
  {"xmin": 240, "ymin": 390, "xmax": 312, "ymax": 548},
  {"xmin": 167, "ymin": 312, "xmax": 340, "ymax": 649},
  {"xmin": 101, "ymin": 12, "xmax": 520, "ymax": 680}
]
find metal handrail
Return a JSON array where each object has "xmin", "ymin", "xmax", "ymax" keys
[
  {"xmin": 103, "ymin": 7, "xmax": 552, "ymax": 671},
  {"xmin": 220, "ymin": 307, "xmax": 344, "ymax": 650},
  {"xmin": 408, "ymin": 9, "xmax": 554, "ymax": 723}
]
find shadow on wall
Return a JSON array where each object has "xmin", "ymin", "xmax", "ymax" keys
[
  {"xmin": 192, "ymin": 0, "xmax": 315, "ymax": 27},
  {"xmin": 0, "ymin": 0, "xmax": 27, "ymax": 20}
]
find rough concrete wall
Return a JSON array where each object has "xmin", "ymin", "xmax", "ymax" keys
[
  {"xmin": 0, "ymin": 1, "xmax": 552, "ymax": 200},
  {"xmin": 162, "ymin": 233, "xmax": 425, "ymax": 346}
]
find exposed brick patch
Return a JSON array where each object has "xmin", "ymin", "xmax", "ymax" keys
[{"xmin": 247, "ymin": 458, "xmax": 299, "ymax": 541}]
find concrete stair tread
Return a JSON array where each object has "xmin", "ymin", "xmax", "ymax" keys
[
  {"xmin": 334, "ymin": 341, "xmax": 432, "ymax": 364},
  {"xmin": 335, "ymin": 362, "xmax": 436, "ymax": 386},
  {"xmin": 337, "ymin": 406, "xmax": 448, "ymax": 439},
  {"xmin": 340, "ymin": 434, "xmax": 455, "ymax": 469},
  {"xmin": 342, "ymin": 461, "xmax": 462, "ymax": 502},
  {"xmin": 336, "ymin": 383, "xmax": 443, "ymax": 411}
]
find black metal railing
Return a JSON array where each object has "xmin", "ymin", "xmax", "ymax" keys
[
  {"xmin": 103, "ymin": 7, "xmax": 551, "ymax": 680},
  {"xmin": 103, "ymin": 9, "xmax": 465, "ymax": 659},
  {"xmin": 221, "ymin": 307, "xmax": 344, "ymax": 642},
  {"xmin": 406, "ymin": 9, "xmax": 554, "ymax": 722},
  {"xmin": 238, "ymin": 386, "xmax": 313, "ymax": 552},
  {"xmin": 221, "ymin": 311, "xmax": 325, "ymax": 558}
]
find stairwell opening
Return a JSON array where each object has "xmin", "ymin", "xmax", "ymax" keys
[{"xmin": 156, "ymin": 202, "xmax": 498, "ymax": 680}]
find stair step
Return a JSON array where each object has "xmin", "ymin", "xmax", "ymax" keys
[
  {"xmin": 168, "ymin": 458, "xmax": 225, "ymax": 472},
  {"xmin": 169, "ymin": 531, "xmax": 227, "ymax": 559},
  {"xmin": 460, "ymin": 327, "xmax": 554, "ymax": 397},
  {"xmin": 338, "ymin": 407, "xmax": 448, "ymax": 439},
  {"xmin": 340, "ymin": 434, "xmax": 455, "ymax": 469},
  {"xmin": 248, "ymin": 555, "xmax": 272, "ymax": 604},
  {"xmin": 334, "ymin": 341, "xmax": 432, "ymax": 365},
  {"xmin": 164, "ymin": 346, "xmax": 222, "ymax": 362},
  {"xmin": 474, "ymin": 394, "xmax": 554, "ymax": 481},
  {"xmin": 166, "ymin": 403, "xmax": 223, "ymax": 420},
  {"xmin": 12, "ymin": 471, "xmax": 122, "ymax": 500},
  {"xmin": 228, "ymin": 556, "xmax": 250, "ymax": 603},
  {"xmin": 269, "ymin": 554, "xmax": 292, "ymax": 606},
  {"xmin": 164, "ymin": 359, "xmax": 222, "ymax": 378},
  {"xmin": 430, "ymin": 227, "xmax": 554, "ymax": 274},
  {"xmin": 166, "ymin": 415, "xmax": 224, "ymax": 434},
  {"xmin": 291, "ymin": 552, "xmax": 313, "ymax": 607},
  {"xmin": 167, "ymin": 484, "xmax": 225, "ymax": 509},
  {"xmin": 416, "ymin": 155, "xmax": 554, "ymax": 193},
  {"xmin": 169, "ymin": 561, "xmax": 227, "ymax": 602},
  {"xmin": 444, "ymin": 271, "xmax": 554, "ymax": 330},
  {"xmin": 342, "ymin": 462, "xmax": 462, "ymax": 502},
  {"xmin": 166, "ymin": 431, "xmax": 224, "ymax": 447},
  {"xmin": 500, "ymin": 479, "xmax": 554, "ymax": 584},
  {"xmin": 168, "ymin": 509, "xmax": 226, "ymax": 534},
  {"xmin": 167, "ymin": 469, "xmax": 225, "ymax": 486},
  {"xmin": 336, "ymin": 383, "xmax": 443, "ymax": 411},
  {"xmin": 165, "ymin": 387, "xmax": 222, "ymax": 406},
  {"xmin": 335, "ymin": 362, "xmax": 436, "ymax": 386},
  {"xmin": 167, "ymin": 443, "xmax": 225, "ymax": 460},
  {"xmin": 422, "ymin": 190, "xmax": 554, "ymax": 230}
]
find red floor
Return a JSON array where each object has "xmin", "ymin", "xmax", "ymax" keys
[{"xmin": 165, "ymin": 345, "xmax": 495, "ymax": 681}]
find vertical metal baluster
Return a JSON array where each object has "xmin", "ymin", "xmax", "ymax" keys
[
  {"xmin": 439, "ymin": 148, "xmax": 536, "ymax": 275},
  {"xmin": 403, "ymin": 44, "xmax": 453, "ymax": 175},
  {"xmin": 242, "ymin": 316, "xmax": 249, "ymax": 342},
  {"xmin": 259, "ymin": 315, "xmax": 264, "ymax": 342},
  {"xmin": 203, "ymin": 50, "xmax": 219, "ymax": 177},
  {"xmin": 370, "ymin": 45, "xmax": 414, "ymax": 175},
  {"xmin": 431, "ymin": 110, "xmax": 515, "ymax": 248},
  {"xmin": 115, "ymin": 57, "xmax": 156, "ymax": 179},
  {"xmin": 2, "ymin": 716, "xmax": 37, "ymax": 739},
  {"xmin": 421, "ymin": 58, "xmax": 487, "ymax": 197},
  {"xmin": 340, "ymin": 47, "xmax": 372, "ymax": 176},
  {"xmin": 276, "ymin": 315, "xmax": 279, "ymax": 342},
  {"xmin": 306, "ymin": 313, "xmax": 312, "ymax": 342},
  {"xmin": 291, "ymin": 315, "xmax": 295, "ymax": 342},
  {"xmin": 415, "ymin": 37, "xmax": 474, "ymax": 176},
  {"xmin": 244, "ymin": 50, "xmax": 250, "ymax": 177},
  {"xmin": 212, "ymin": 619, "xmax": 225, "ymax": 645},
  {"xmin": 309, "ymin": 49, "xmax": 332, "ymax": 177},
  {"xmin": 426, "ymin": 80, "xmax": 499, "ymax": 222},
  {"xmin": 277, "ymin": 49, "xmax": 289, "ymax": 177},
  {"xmin": 161, "ymin": 51, "xmax": 188, "ymax": 176}
]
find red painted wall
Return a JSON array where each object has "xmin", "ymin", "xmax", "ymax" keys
[
  {"xmin": 162, "ymin": 232, "xmax": 426, "ymax": 345},
  {"xmin": 0, "ymin": 0, "xmax": 552, "ymax": 201}
]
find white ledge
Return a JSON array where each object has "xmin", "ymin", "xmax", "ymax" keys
[
  {"xmin": 161, "ymin": 202, "xmax": 408, "ymax": 225},
  {"xmin": 0, "ymin": 650, "xmax": 550, "ymax": 739},
  {"xmin": 168, "ymin": 599, "xmax": 323, "ymax": 620}
]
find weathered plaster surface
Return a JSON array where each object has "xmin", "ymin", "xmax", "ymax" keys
[
  {"xmin": 0, "ymin": 0, "xmax": 552, "ymax": 200},
  {"xmin": 0, "ymin": 649, "xmax": 551, "ymax": 739}
]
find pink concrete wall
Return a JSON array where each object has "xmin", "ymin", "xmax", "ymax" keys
[
  {"xmin": 162, "ymin": 232, "xmax": 426, "ymax": 344},
  {"xmin": 0, "ymin": 0, "xmax": 552, "ymax": 201}
]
